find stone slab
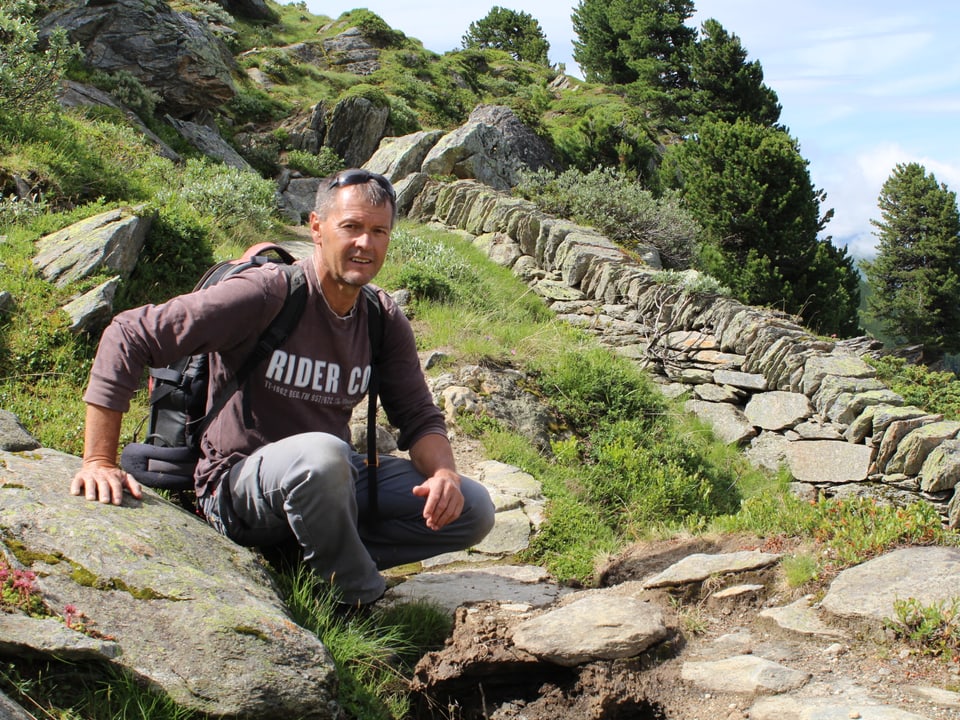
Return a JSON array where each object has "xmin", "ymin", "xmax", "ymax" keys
[
  {"xmin": 821, "ymin": 547, "xmax": 960, "ymax": 622},
  {"xmin": 785, "ymin": 440, "xmax": 873, "ymax": 484},
  {"xmin": 750, "ymin": 695, "xmax": 932, "ymax": 719},
  {"xmin": 513, "ymin": 594, "xmax": 668, "ymax": 666},
  {"xmin": 643, "ymin": 551, "xmax": 781, "ymax": 588},
  {"xmin": 385, "ymin": 565, "xmax": 567, "ymax": 614},
  {"xmin": 681, "ymin": 654, "xmax": 811, "ymax": 694}
]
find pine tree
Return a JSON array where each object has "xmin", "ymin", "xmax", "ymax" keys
[
  {"xmin": 862, "ymin": 163, "xmax": 960, "ymax": 362},
  {"xmin": 571, "ymin": 0, "xmax": 695, "ymax": 88},
  {"xmin": 661, "ymin": 119, "xmax": 860, "ymax": 335},
  {"xmin": 688, "ymin": 18, "xmax": 780, "ymax": 127},
  {"xmin": 462, "ymin": 7, "xmax": 550, "ymax": 65}
]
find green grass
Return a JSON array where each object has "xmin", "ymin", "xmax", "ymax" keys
[
  {"xmin": 279, "ymin": 565, "xmax": 450, "ymax": 719},
  {"xmin": 711, "ymin": 491, "xmax": 957, "ymax": 572},
  {"xmin": 781, "ymin": 552, "xmax": 820, "ymax": 587},
  {"xmin": 0, "ymin": 660, "xmax": 200, "ymax": 720}
]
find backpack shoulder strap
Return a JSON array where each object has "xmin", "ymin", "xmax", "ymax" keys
[
  {"xmin": 235, "ymin": 264, "xmax": 307, "ymax": 380},
  {"xmin": 361, "ymin": 285, "xmax": 385, "ymax": 361},
  {"xmin": 187, "ymin": 263, "xmax": 308, "ymax": 446},
  {"xmin": 362, "ymin": 285, "xmax": 385, "ymax": 521}
]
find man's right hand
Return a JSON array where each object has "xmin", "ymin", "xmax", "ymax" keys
[
  {"xmin": 71, "ymin": 403, "xmax": 142, "ymax": 505},
  {"xmin": 71, "ymin": 460, "xmax": 142, "ymax": 505}
]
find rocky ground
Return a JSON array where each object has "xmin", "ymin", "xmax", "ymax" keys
[
  {"xmin": 392, "ymin": 407, "xmax": 960, "ymax": 720},
  {"xmin": 405, "ymin": 533, "xmax": 960, "ymax": 720}
]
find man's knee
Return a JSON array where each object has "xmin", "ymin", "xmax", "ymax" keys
[{"xmin": 277, "ymin": 432, "xmax": 356, "ymax": 504}]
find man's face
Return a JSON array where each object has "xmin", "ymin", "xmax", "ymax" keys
[{"xmin": 309, "ymin": 184, "xmax": 393, "ymax": 294}]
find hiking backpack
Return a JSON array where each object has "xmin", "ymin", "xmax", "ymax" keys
[{"xmin": 119, "ymin": 242, "xmax": 385, "ymax": 504}]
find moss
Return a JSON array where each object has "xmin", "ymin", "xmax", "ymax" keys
[
  {"xmin": 11, "ymin": 452, "xmax": 42, "ymax": 461},
  {"xmin": 0, "ymin": 532, "xmax": 64, "ymax": 566},
  {"xmin": 233, "ymin": 625, "xmax": 270, "ymax": 642},
  {"xmin": 69, "ymin": 563, "xmax": 100, "ymax": 587},
  {"xmin": 68, "ymin": 561, "xmax": 173, "ymax": 600}
]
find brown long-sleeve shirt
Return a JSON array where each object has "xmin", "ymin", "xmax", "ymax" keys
[{"xmin": 83, "ymin": 258, "xmax": 446, "ymax": 496}]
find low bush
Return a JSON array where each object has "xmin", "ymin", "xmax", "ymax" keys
[
  {"xmin": 515, "ymin": 167, "xmax": 701, "ymax": 268},
  {"xmin": 115, "ymin": 202, "xmax": 215, "ymax": 308},
  {"xmin": 869, "ymin": 355, "xmax": 960, "ymax": 420},
  {"xmin": 885, "ymin": 597, "xmax": 960, "ymax": 660},
  {"xmin": 225, "ymin": 86, "xmax": 290, "ymax": 124},
  {"xmin": 155, "ymin": 158, "xmax": 277, "ymax": 234},
  {"xmin": 713, "ymin": 493, "xmax": 952, "ymax": 571},
  {"xmin": 378, "ymin": 227, "xmax": 477, "ymax": 302},
  {"xmin": 284, "ymin": 147, "xmax": 343, "ymax": 177},
  {"xmin": 88, "ymin": 69, "xmax": 161, "ymax": 119},
  {"xmin": 0, "ymin": 2, "xmax": 80, "ymax": 116}
]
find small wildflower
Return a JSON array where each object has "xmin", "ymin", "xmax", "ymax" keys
[{"xmin": 0, "ymin": 559, "xmax": 45, "ymax": 616}]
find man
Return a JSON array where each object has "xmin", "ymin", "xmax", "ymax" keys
[{"xmin": 71, "ymin": 169, "xmax": 495, "ymax": 606}]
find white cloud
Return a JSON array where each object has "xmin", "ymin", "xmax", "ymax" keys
[{"xmin": 820, "ymin": 143, "xmax": 960, "ymax": 259}]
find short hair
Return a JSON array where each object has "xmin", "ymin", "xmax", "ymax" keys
[{"xmin": 314, "ymin": 169, "xmax": 397, "ymax": 224}]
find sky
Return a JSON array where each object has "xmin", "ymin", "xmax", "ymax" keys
[{"xmin": 304, "ymin": 0, "xmax": 960, "ymax": 259}]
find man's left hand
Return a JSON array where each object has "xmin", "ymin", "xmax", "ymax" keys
[{"xmin": 412, "ymin": 471, "xmax": 464, "ymax": 531}]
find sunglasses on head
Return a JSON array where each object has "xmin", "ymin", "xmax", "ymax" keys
[{"xmin": 329, "ymin": 169, "xmax": 396, "ymax": 203}]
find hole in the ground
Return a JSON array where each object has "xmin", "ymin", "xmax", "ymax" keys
[{"xmin": 410, "ymin": 666, "xmax": 670, "ymax": 720}]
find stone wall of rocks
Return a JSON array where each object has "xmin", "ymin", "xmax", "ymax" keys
[{"xmin": 406, "ymin": 178, "xmax": 960, "ymax": 527}]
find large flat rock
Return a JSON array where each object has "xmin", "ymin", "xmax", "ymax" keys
[
  {"xmin": 821, "ymin": 546, "xmax": 960, "ymax": 622},
  {"xmin": 0, "ymin": 448, "xmax": 338, "ymax": 718}
]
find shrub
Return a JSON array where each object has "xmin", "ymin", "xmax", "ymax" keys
[
  {"xmin": 394, "ymin": 264, "xmax": 454, "ymax": 302},
  {"xmin": 0, "ymin": 1, "xmax": 80, "ymax": 116},
  {"xmin": 515, "ymin": 167, "xmax": 701, "ymax": 268},
  {"xmin": 238, "ymin": 134, "xmax": 281, "ymax": 176},
  {"xmin": 651, "ymin": 268, "xmax": 730, "ymax": 296},
  {"xmin": 868, "ymin": 355, "xmax": 960, "ymax": 421},
  {"xmin": 583, "ymin": 417, "xmax": 741, "ymax": 526},
  {"xmin": 0, "ymin": 192, "xmax": 47, "ymax": 229},
  {"xmin": 89, "ymin": 69, "xmax": 161, "ymax": 119},
  {"xmin": 380, "ymin": 228, "xmax": 477, "ymax": 301},
  {"xmin": 284, "ymin": 146, "xmax": 343, "ymax": 178},
  {"xmin": 885, "ymin": 597, "xmax": 960, "ymax": 660},
  {"xmin": 386, "ymin": 94, "xmax": 420, "ymax": 136},
  {"xmin": 532, "ymin": 345, "xmax": 666, "ymax": 428},
  {"xmin": 155, "ymin": 158, "xmax": 277, "ymax": 232},
  {"xmin": 115, "ymin": 202, "xmax": 214, "ymax": 308},
  {"xmin": 226, "ymin": 86, "xmax": 290, "ymax": 124}
]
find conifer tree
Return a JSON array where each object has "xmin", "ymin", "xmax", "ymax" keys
[
  {"xmin": 462, "ymin": 7, "xmax": 550, "ymax": 65},
  {"xmin": 688, "ymin": 18, "xmax": 780, "ymax": 127},
  {"xmin": 571, "ymin": 0, "xmax": 695, "ymax": 88},
  {"xmin": 661, "ymin": 119, "xmax": 860, "ymax": 335},
  {"xmin": 862, "ymin": 163, "xmax": 960, "ymax": 362}
]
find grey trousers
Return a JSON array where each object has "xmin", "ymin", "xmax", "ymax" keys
[{"xmin": 201, "ymin": 432, "xmax": 495, "ymax": 604}]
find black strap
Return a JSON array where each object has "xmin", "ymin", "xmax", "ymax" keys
[
  {"xmin": 362, "ymin": 285, "xmax": 385, "ymax": 521},
  {"xmin": 186, "ymin": 264, "xmax": 308, "ymax": 447}
]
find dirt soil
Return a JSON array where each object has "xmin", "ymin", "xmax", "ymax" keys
[{"xmin": 409, "ymin": 532, "xmax": 960, "ymax": 720}]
